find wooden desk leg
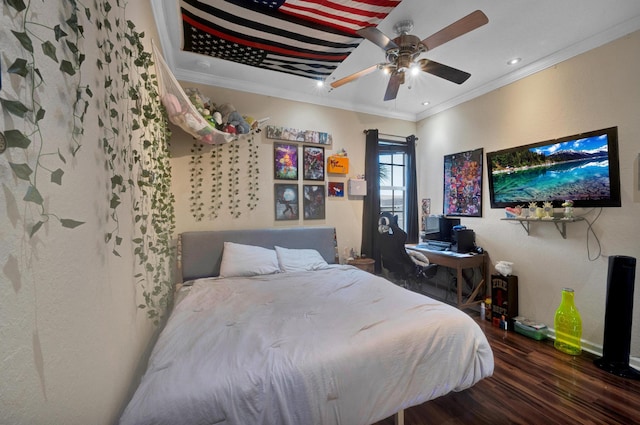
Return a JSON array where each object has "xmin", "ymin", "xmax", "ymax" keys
[{"xmin": 457, "ymin": 264, "xmax": 463, "ymax": 307}]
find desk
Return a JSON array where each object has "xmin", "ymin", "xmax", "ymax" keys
[{"xmin": 406, "ymin": 244, "xmax": 487, "ymax": 310}]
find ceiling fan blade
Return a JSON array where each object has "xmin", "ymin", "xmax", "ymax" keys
[
  {"xmin": 418, "ymin": 59, "xmax": 471, "ymax": 84},
  {"xmin": 330, "ymin": 65, "xmax": 379, "ymax": 89},
  {"xmin": 384, "ymin": 72, "xmax": 404, "ymax": 101},
  {"xmin": 421, "ymin": 10, "xmax": 488, "ymax": 51},
  {"xmin": 357, "ymin": 26, "xmax": 398, "ymax": 51}
]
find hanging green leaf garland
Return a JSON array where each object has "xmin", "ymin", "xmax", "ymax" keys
[
  {"xmin": 2, "ymin": 0, "xmax": 176, "ymax": 324},
  {"xmin": 2, "ymin": 0, "xmax": 88, "ymax": 235},
  {"xmin": 189, "ymin": 142, "xmax": 205, "ymax": 221},
  {"xmin": 94, "ymin": 0, "xmax": 176, "ymax": 323}
]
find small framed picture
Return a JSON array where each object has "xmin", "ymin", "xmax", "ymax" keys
[
  {"xmin": 275, "ymin": 184, "xmax": 299, "ymax": 220},
  {"xmin": 274, "ymin": 143, "xmax": 298, "ymax": 180},
  {"xmin": 328, "ymin": 182, "xmax": 344, "ymax": 197},
  {"xmin": 303, "ymin": 184, "xmax": 325, "ymax": 220},
  {"xmin": 303, "ymin": 146, "xmax": 324, "ymax": 181}
]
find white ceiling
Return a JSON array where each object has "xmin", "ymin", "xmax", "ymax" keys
[{"xmin": 151, "ymin": 0, "xmax": 640, "ymax": 122}]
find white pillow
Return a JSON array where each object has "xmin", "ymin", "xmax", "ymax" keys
[
  {"xmin": 219, "ymin": 242, "xmax": 280, "ymax": 277},
  {"xmin": 275, "ymin": 246, "xmax": 329, "ymax": 272}
]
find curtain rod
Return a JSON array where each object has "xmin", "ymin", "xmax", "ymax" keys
[{"xmin": 363, "ymin": 130, "xmax": 418, "ymax": 141}]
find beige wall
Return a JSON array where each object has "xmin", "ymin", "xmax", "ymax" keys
[
  {"xmin": 1, "ymin": 1, "xmax": 166, "ymax": 424},
  {"xmin": 416, "ymin": 30, "xmax": 640, "ymax": 359},
  {"xmin": 2, "ymin": 1, "xmax": 638, "ymax": 422},
  {"xmin": 169, "ymin": 82, "xmax": 416, "ymax": 263}
]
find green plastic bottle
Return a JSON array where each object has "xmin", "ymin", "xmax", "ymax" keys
[{"xmin": 554, "ymin": 288, "xmax": 582, "ymax": 355}]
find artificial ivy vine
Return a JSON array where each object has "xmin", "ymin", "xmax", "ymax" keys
[
  {"xmin": 227, "ymin": 140, "xmax": 241, "ymax": 218},
  {"xmin": 189, "ymin": 142, "xmax": 205, "ymax": 221},
  {"xmin": 246, "ymin": 135, "xmax": 260, "ymax": 211},
  {"xmin": 187, "ymin": 134, "xmax": 261, "ymax": 221},
  {"xmin": 2, "ymin": 0, "xmax": 87, "ymax": 235},
  {"xmin": 2, "ymin": 0, "xmax": 176, "ymax": 324},
  {"xmin": 210, "ymin": 145, "xmax": 223, "ymax": 219},
  {"xmin": 94, "ymin": 0, "xmax": 175, "ymax": 323}
]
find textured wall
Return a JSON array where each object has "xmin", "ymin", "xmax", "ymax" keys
[
  {"xmin": 0, "ymin": 1, "xmax": 170, "ymax": 424},
  {"xmin": 167, "ymin": 82, "xmax": 416, "ymax": 264},
  {"xmin": 416, "ymin": 30, "xmax": 640, "ymax": 360}
]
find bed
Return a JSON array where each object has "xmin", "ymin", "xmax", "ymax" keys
[{"xmin": 120, "ymin": 227, "xmax": 494, "ymax": 425}]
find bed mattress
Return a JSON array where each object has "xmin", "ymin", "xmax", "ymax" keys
[{"xmin": 120, "ymin": 265, "xmax": 493, "ymax": 425}]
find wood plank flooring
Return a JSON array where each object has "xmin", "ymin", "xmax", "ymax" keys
[{"xmin": 374, "ymin": 313, "xmax": 640, "ymax": 425}]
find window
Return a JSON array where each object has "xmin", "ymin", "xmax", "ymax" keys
[{"xmin": 379, "ymin": 141, "xmax": 409, "ymax": 230}]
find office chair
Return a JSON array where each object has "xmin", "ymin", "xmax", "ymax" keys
[{"xmin": 377, "ymin": 212, "xmax": 437, "ymax": 289}]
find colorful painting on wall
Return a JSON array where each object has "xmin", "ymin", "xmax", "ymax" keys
[
  {"xmin": 274, "ymin": 143, "xmax": 298, "ymax": 180},
  {"xmin": 303, "ymin": 146, "xmax": 324, "ymax": 181},
  {"xmin": 275, "ymin": 184, "xmax": 299, "ymax": 220},
  {"xmin": 443, "ymin": 148, "xmax": 483, "ymax": 217},
  {"xmin": 328, "ymin": 182, "xmax": 344, "ymax": 197},
  {"xmin": 303, "ymin": 184, "xmax": 325, "ymax": 220}
]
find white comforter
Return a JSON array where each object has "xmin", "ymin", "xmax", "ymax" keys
[{"xmin": 120, "ymin": 266, "xmax": 493, "ymax": 425}]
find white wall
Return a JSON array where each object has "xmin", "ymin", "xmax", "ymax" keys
[
  {"xmin": 416, "ymin": 30, "xmax": 640, "ymax": 358},
  {"xmin": 169, "ymin": 82, "xmax": 416, "ymax": 264},
  {"xmin": 1, "ymin": 1, "xmax": 168, "ymax": 424}
]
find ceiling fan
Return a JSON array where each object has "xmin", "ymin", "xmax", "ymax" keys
[{"xmin": 330, "ymin": 10, "xmax": 489, "ymax": 101}]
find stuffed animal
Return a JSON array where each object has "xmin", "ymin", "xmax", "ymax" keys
[
  {"xmin": 218, "ymin": 103, "xmax": 250, "ymax": 134},
  {"xmin": 161, "ymin": 93, "xmax": 182, "ymax": 117}
]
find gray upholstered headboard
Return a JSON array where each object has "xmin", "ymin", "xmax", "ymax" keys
[{"xmin": 179, "ymin": 227, "xmax": 337, "ymax": 281}]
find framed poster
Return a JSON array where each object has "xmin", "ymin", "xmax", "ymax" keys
[
  {"xmin": 328, "ymin": 182, "xmax": 344, "ymax": 197},
  {"xmin": 443, "ymin": 148, "xmax": 483, "ymax": 217},
  {"xmin": 274, "ymin": 143, "xmax": 298, "ymax": 180},
  {"xmin": 303, "ymin": 146, "xmax": 325, "ymax": 181},
  {"xmin": 274, "ymin": 184, "xmax": 299, "ymax": 220},
  {"xmin": 303, "ymin": 184, "xmax": 325, "ymax": 220}
]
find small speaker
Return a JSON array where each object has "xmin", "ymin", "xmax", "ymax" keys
[
  {"xmin": 453, "ymin": 229, "xmax": 475, "ymax": 253},
  {"xmin": 594, "ymin": 255, "xmax": 640, "ymax": 379}
]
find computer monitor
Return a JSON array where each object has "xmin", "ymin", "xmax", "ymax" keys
[
  {"xmin": 422, "ymin": 215, "xmax": 441, "ymax": 241},
  {"xmin": 439, "ymin": 217, "xmax": 461, "ymax": 242}
]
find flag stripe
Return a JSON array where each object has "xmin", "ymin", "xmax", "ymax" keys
[
  {"xmin": 180, "ymin": 0, "xmax": 402, "ymax": 80},
  {"xmin": 281, "ymin": 0, "xmax": 398, "ymax": 20},
  {"xmin": 279, "ymin": 0, "xmax": 400, "ymax": 33},
  {"xmin": 183, "ymin": 0, "xmax": 360, "ymax": 48},
  {"xmin": 183, "ymin": 13, "xmax": 348, "ymax": 61}
]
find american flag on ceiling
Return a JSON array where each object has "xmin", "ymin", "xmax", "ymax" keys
[{"xmin": 180, "ymin": 0, "xmax": 402, "ymax": 80}]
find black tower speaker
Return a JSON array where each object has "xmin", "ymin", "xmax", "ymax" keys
[{"xmin": 594, "ymin": 255, "xmax": 640, "ymax": 379}]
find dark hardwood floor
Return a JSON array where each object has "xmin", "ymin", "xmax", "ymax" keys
[{"xmin": 374, "ymin": 313, "xmax": 640, "ymax": 425}]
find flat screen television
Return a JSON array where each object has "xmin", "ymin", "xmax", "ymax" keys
[{"xmin": 486, "ymin": 126, "xmax": 621, "ymax": 208}]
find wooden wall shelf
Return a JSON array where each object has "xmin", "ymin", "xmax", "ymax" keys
[{"xmin": 501, "ymin": 216, "xmax": 584, "ymax": 239}]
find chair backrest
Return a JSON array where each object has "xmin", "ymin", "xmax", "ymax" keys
[{"xmin": 377, "ymin": 212, "xmax": 416, "ymax": 278}]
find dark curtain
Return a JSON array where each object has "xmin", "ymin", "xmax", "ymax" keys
[
  {"xmin": 405, "ymin": 135, "xmax": 419, "ymax": 244},
  {"xmin": 361, "ymin": 129, "xmax": 381, "ymax": 272}
]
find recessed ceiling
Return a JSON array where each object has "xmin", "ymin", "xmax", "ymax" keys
[{"xmin": 151, "ymin": 0, "xmax": 640, "ymax": 122}]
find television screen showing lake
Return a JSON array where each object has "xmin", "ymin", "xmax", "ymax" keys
[{"xmin": 489, "ymin": 135, "xmax": 611, "ymax": 203}]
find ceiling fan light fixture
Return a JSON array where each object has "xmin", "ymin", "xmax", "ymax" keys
[{"xmin": 332, "ymin": 10, "xmax": 488, "ymax": 101}]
